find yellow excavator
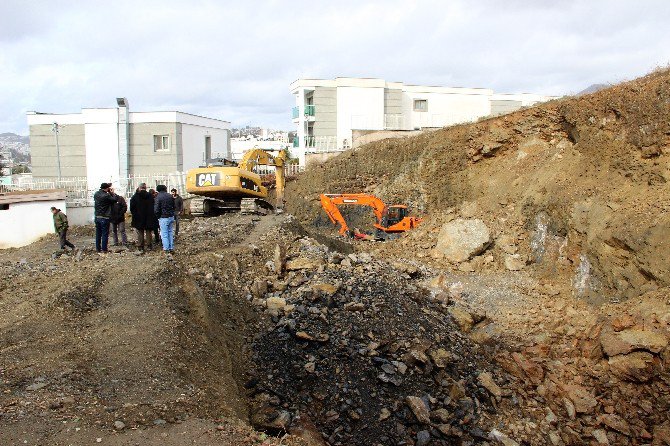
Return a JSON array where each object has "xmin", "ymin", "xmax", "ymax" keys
[{"xmin": 185, "ymin": 148, "xmax": 288, "ymax": 215}]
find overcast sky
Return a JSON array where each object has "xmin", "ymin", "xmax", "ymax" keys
[{"xmin": 2, "ymin": 0, "xmax": 669, "ymax": 134}]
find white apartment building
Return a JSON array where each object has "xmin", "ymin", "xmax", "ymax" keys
[
  {"xmin": 290, "ymin": 77, "xmax": 556, "ymax": 164},
  {"xmin": 27, "ymin": 98, "xmax": 231, "ymax": 187}
]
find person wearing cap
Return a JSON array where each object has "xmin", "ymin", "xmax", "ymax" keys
[
  {"xmin": 171, "ymin": 188, "xmax": 184, "ymax": 237},
  {"xmin": 93, "ymin": 182, "xmax": 118, "ymax": 255},
  {"xmin": 154, "ymin": 184, "xmax": 176, "ymax": 254},
  {"xmin": 109, "ymin": 187, "xmax": 128, "ymax": 246},
  {"xmin": 50, "ymin": 206, "xmax": 75, "ymax": 252}
]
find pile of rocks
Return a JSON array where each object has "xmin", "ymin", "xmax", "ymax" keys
[{"xmin": 247, "ymin": 237, "xmax": 507, "ymax": 445}]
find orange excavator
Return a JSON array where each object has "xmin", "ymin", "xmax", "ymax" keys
[{"xmin": 320, "ymin": 193, "xmax": 423, "ymax": 239}]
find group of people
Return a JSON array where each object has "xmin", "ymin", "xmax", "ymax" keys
[
  {"xmin": 51, "ymin": 182, "xmax": 184, "ymax": 257},
  {"xmin": 127, "ymin": 183, "xmax": 183, "ymax": 254}
]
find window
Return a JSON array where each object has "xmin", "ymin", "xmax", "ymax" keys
[
  {"xmin": 154, "ymin": 135, "xmax": 170, "ymax": 152},
  {"xmin": 413, "ymin": 99, "xmax": 428, "ymax": 112}
]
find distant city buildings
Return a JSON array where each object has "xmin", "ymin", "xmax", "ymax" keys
[
  {"xmin": 290, "ymin": 77, "xmax": 558, "ymax": 165},
  {"xmin": 26, "ymin": 98, "xmax": 231, "ymax": 187}
]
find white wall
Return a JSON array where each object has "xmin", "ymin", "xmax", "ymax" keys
[
  {"xmin": 402, "ymin": 91, "xmax": 491, "ymax": 129},
  {"xmin": 84, "ymin": 122, "xmax": 121, "ymax": 186},
  {"xmin": 336, "ymin": 86, "xmax": 385, "ymax": 149},
  {"xmin": 181, "ymin": 124, "xmax": 230, "ymax": 170},
  {"xmin": 230, "ymin": 138, "xmax": 291, "ymax": 161},
  {"xmin": 67, "ymin": 205, "xmax": 95, "ymax": 226},
  {"xmin": 0, "ymin": 199, "xmax": 66, "ymax": 249}
]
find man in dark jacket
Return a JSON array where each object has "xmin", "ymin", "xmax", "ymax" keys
[
  {"xmin": 110, "ymin": 188, "xmax": 128, "ymax": 246},
  {"xmin": 154, "ymin": 184, "xmax": 176, "ymax": 254},
  {"xmin": 51, "ymin": 207, "xmax": 75, "ymax": 252},
  {"xmin": 93, "ymin": 183, "xmax": 118, "ymax": 254},
  {"xmin": 129, "ymin": 183, "xmax": 155, "ymax": 252},
  {"xmin": 171, "ymin": 188, "xmax": 184, "ymax": 237}
]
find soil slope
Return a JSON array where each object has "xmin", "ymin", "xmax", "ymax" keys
[{"xmin": 286, "ymin": 68, "xmax": 670, "ymax": 302}]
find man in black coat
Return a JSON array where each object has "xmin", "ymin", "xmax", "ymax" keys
[
  {"xmin": 93, "ymin": 182, "xmax": 118, "ymax": 254},
  {"xmin": 129, "ymin": 183, "xmax": 156, "ymax": 252},
  {"xmin": 110, "ymin": 188, "xmax": 128, "ymax": 246}
]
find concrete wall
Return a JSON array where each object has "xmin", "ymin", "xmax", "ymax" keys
[
  {"xmin": 182, "ymin": 124, "xmax": 230, "ymax": 169},
  {"xmin": 305, "ymin": 151, "xmax": 343, "ymax": 168},
  {"xmin": 30, "ymin": 123, "xmax": 86, "ymax": 178},
  {"xmin": 83, "ymin": 108, "xmax": 122, "ymax": 186},
  {"xmin": 128, "ymin": 122, "xmax": 180, "ymax": 174},
  {"xmin": 337, "ymin": 86, "xmax": 385, "ymax": 148},
  {"xmin": 313, "ymin": 87, "xmax": 337, "ymax": 138},
  {"xmin": 66, "ymin": 205, "xmax": 95, "ymax": 226},
  {"xmin": 0, "ymin": 199, "xmax": 66, "ymax": 249},
  {"xmin": 402, "ymin": 90, "xmax": 491, "ymax": 129},
  {"xmin": 490, "ymin": 99, "xmax": 524, "ymax": 117},
  {"xmin": 352, "ymin": 129, "xmax": 429, "ymax": 149},
  {"xmin": 384, "ymin": 88, "xmax": 403, "ymax": 114}
]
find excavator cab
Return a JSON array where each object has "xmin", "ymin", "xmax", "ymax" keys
[{"xmin": 386, "ymin": 205, "xmax": 409, "ymax": 226}]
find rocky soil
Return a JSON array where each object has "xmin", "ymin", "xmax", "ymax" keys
[
  {"xmin": 280, "ymin": 68, "xmax": 670, "ymax": 445},
  {"xmin": 2, "ymin": 69, "xmax": 670, "ymax": 445}
]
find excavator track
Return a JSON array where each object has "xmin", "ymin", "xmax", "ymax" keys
[
  {"xmin": 189, "ymin": 197, "xmax": 243, "ymax": 216},
  {"xmin": 240, "ymin": 198, "xmax": 274, "ymax": 215}
]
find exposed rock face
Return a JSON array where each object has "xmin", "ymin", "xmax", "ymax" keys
[
  {"xmin": 600, "ymin": 329, "xmax": 668, "ymax": 357},
  {"xmin": 434, "ymin": 218, "xmax": 491, "ymax": 263}
]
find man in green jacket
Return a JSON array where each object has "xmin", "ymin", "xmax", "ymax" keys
[{"xmin": 51, "ymin": 207, "xmax": 75, "ymax": 251}]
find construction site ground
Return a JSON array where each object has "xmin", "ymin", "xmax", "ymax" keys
[{"xmin": 2, "ymin": 69, "xmax": 670, "ymax": 445}]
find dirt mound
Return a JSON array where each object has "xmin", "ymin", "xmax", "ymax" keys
[{"xmin": 286, "ymin": 68, "xmax": 670, "ymax": 302}]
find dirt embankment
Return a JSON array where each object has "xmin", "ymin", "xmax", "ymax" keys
[
  {"xmin": 0, "ymin": 217, "xmax": 305, "ymax": 446},
  {"xmin": 286, "ymin": 68, "xmax": 670, "ymax": 302}
]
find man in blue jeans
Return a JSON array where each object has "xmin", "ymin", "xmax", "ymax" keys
[
  {"xmin": 153, "ymin": 184, "xmax": 175, "ymax": 254},
  {"xmin": 93, "ymin": 182, "xmax": 118, "ymax": 255}
]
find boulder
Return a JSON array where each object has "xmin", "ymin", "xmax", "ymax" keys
[
  {"xmin": 598, "ymin": 414, "xmax": 631, "ymax": 436},
  {"xmin": 434, "ymin": 218, "xmax": 491, "ymax": 263},
  {"xmin": 511, "ymin": 352, "xmax": 544, "ymax": 385},
  {"xmin": 478, "ymin": 372, "xmax": 503, "ymax": 399},
  {"xmin": 448, "ymin": 306, "xmax": 475, "ymax": 332},
  {"xmin": 429, "ymin": 348, "xmax": 451, "ymax": 368},
  {"xmin": 608, "ymin": 351, "xmax": 658, "ymax": 382},
  {"xmin": 600, "ymin": 329, "xmax": 668, "ymax": 357},
  {"xmin": 266, "ymin": 297, "xmax": 287, "ymax": 316},
  {"xmin": 562, "ymin": 384, "xmax": 598, "ymax": 414},
  {"xmin": 504, "ymin": 254, "xmax": 526, "ymax": 271},
  {"xmin": 286, "ymin": 257, "xmax": 321, "ymax": 271},
  {"xmin": 405, "ymin": 396, "xmax": 431, "ymax": 424},
  {"xmin": 312, "ymin": 283, "xmax": 339, "ymax": 296},
  {"xmin": 497, "ymin": 234, "xmax": 518, "ymax": 255}
]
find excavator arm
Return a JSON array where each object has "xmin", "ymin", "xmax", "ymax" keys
[
  {"xmin": 319, "ymin": 193, "xmax": 389, "ymax": 235},
  {"xmin": 238, "ymin": 148, "xmax": 288, "ymax": 209}
]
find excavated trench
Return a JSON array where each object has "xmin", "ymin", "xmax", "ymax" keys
[{"xmin": 176, "ymin": 215, "xmax": 508, "ymax": 446}]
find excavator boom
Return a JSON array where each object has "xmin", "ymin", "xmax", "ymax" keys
[{"xmin": 320, "ymin": 193, "xmax": 423, "ymax": 237}]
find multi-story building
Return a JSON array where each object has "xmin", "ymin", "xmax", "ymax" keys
[
  {"xmin": 27, "ymin": 98, "xmax": 231, "ymax": 187},
  {"xmin": 290, "ymin": 77, "xmax": 557, "ymax": 165}
]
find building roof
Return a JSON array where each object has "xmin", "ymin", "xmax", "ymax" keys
[
  {"xmin": 27, "ymin": 104, "xmax": 230, "ymax": 129},
  {"xmin": 0, "ymin": 189, "xmax": 67, "ymax": 205}
]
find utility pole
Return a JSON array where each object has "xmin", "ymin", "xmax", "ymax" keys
[{"xmin": 51, "ymin": 122, "xmax": 62, "ymax": 181}]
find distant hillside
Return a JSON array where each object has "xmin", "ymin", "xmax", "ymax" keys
[
  {"xmin": 577, "ymin": 83, "xmax": 609, "ymax": 95},
  {"xmin": 0, "ymin": 132, "xmax": 30, "ymax": 164}
]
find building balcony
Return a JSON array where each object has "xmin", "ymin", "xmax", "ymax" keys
[
  {"xmin": 291, "ymin": 105, "xmax": 316, "ymax": 121},
  {"xmin": 303, "ymin": 136, "xmax": 342, "ymax": 153}
]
